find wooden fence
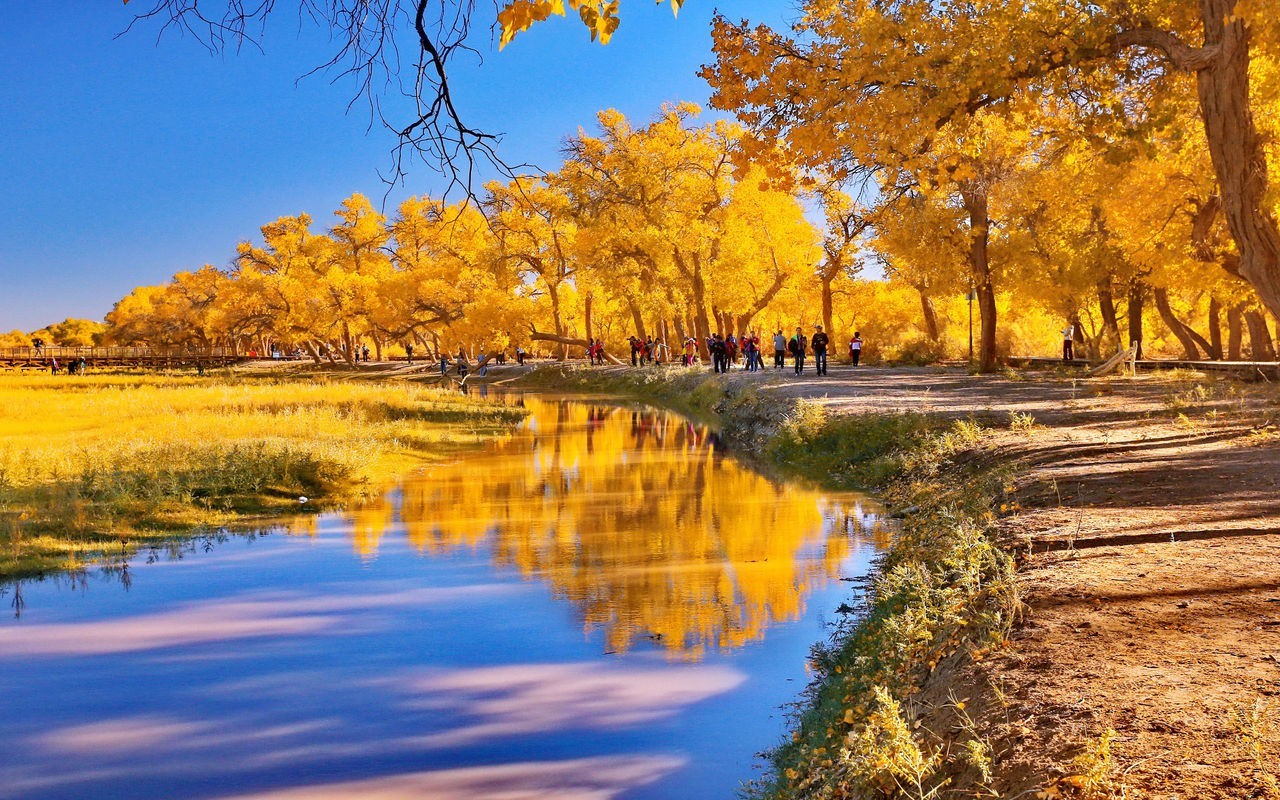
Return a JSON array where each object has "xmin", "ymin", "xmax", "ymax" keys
[{"xmin": 0, "ymin": 346, "xmax": 250, "ymax": 369}]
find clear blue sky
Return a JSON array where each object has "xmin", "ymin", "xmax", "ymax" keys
[{"xmin": 0, "ymin": 1, "xmax": 793, "ymax": 332}]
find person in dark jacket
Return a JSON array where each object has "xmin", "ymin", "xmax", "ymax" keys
[
  {"xmin": 710, "ymin": 334, "xmax": 728, "ymax": 374},
  {"xmin": 811, "ymin": 325, "xmax": 830, "ymax": 376},
  {"xmin": 788, "ymin": 328, "xmax": 807, "ymax": 375}
]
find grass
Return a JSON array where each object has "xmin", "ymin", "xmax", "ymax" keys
[
  {"xmin": 517, "ymin": 363, "xmax": 1020, "ymax": 799},
  {"xmin": 0, "ymin": 372, "xmax": 524, "ymax": 578},
  {"xmin": 751, "ymin": 414, "xmax": 1017, "ymax": 799}
]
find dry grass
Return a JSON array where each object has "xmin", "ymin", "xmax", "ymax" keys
[{"xmin": 0, "ymin": 372, "xmax": 523, "ymax": 578}]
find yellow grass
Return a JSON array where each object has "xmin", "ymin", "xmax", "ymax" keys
[{"xmin": 0, "ymin": 372, "xmax": 524, "ymax": 578}]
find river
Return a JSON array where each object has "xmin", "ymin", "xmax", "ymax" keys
[{"xmin": 0, "ymin": 395, "xmax": 887, "ymax": 800}]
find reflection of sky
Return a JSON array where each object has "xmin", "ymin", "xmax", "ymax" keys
[{"xmin": 0, "ymin": 399, "xmax": 883, "ymax": 799}]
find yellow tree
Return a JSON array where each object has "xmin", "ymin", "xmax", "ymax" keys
[
  {"xmin": 234, "ymin": 214, "xmax": 339, "ymax": 361},
  {"xmin": 562, "ymin": 105, "xmax": 746, "ymax": 352},
  {"xmin": 485, "ymin": 176, "xmax": 579, "ymax": 357},
  {"xmin": 327, "ymin": 193, "xmax": 392, "ymax": 361},
  {"xmin": 385, "ymin": 196, "xmax": 508, "ymax": 357},
  {"xmin": 871, "ymin": 193, "xmax": 968, "ymax": 347},
  {"xmin": 713, "ymin": 167, "xmax": 821, "ymax": 338},
  {"xmin": 31, "ymin": 318, "xmax": 108, "ymax": 347},
  {"xmin": 706, "ymin": 0, "xmax": 1280, "ymax": 331}
]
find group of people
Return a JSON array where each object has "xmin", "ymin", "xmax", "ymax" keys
[
  {"xmin": 49, "ymin": 357, "xmax": 87, "ymax": 375},
  {"xmin": 601, "ymin": 327, "xmax": 865, "ymax": 375},
  {"xmin": 438, "ymin": 346, "xmax": 525, "ymax": 377},
  {"xmin": 625, "ymin": 336, "xmax": 669, "ymax": 366}
]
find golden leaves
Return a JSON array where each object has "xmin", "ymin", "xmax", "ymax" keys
[
  {"xmin": 497, "ymin": 0, "xmax": 684, "ymax": 48},
  {"xmin": 497, "ymin": 0, "xmax": 565, "ymax": 50}
]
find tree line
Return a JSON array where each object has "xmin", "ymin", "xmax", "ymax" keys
[{"xmin": 16, "ymin": 2, "xmax": 1280, "ymax": 368}]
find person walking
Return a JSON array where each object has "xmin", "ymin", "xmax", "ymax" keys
[
  {"xmin": 772, "ymin": 330, "xmax": 787, "ymax": 369},
  {"xmin": 788, "ymin": 327, "xmax": 807, "ymax": 375},
  {"xmin": 743, "ymin": 335, "xmax": 757, "ymax": 372},
  {"xmin": 1061, "ymin": 322, "xmax": 1075, "ymax": 361},
  {"xmin": 455, "ymin": 349, "xmax": 469, "ymax": 377},
  {"xmin": 515, "ymin": 345, "xmax": 526, "ymax": 366},
  {"xmin": 405, "ymin": 343, "xmax": 414, "ymax": 365},
  {"xmin": 849, "ymin": 332, "xmax": 863, "ymax": 366},
  {"xmin": 711, "ymin": 334, "xmax": 728, "ymax": 374},
  {"xmin": 811, "ymin": 325, "xmax": 830, "ymax": 376},
  {"xmin": 683, "ymin": 337, "xmax": 697, "ymax": 366}
]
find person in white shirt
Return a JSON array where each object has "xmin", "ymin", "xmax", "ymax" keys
[
  {"xmin": 849, "ymin": 332, "xmax": 863, "ymax": 366},
  {"xmin": 1061, "ymin": 323, "xmax": 1076, "ymax": 361}
]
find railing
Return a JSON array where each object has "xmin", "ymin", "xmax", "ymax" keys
[{"xmin": 0, "ymin": 346, "xmax": 245, "ymax": 360}]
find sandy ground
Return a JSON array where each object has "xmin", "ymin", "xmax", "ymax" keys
[{"xmin": 721, "ymin": 363, "xmax": 1280, "ymax": 798}]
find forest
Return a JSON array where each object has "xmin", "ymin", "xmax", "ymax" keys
[{"xmin": 8, "ymin": 2, "xmax": 1280, "ymax": 372}]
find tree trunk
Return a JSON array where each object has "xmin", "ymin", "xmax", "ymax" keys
[
  {"xmin": 373, "ymin": 338, "xmax": 383, "ymax": 362},
  {"xmin": 1207, "ymin": 296, "xmax": 1224, "ymax": 359},
  {"xmin": 1153, "ymin": 287, "xmax": 1201, "ymax": 359},
  {"xmin": 962, "ymin": 185, "xmax": 998, "ymax": 372},
  {"xmin": 821, "ymin": 275, "xmax": 835, "ymax": 344},
  {"xmin": 341, "ymin": 322, "xmax": 355, "ymax": 365},
  {"xmin": 530, "ymin": 330, "xmax": 626, "ymax": 365},
  {"xmin": 1227, "ymin": 303, "xmax": 1244, "ymax": 360},
  {"xmin": 1127, "ymin": 282, "xmax": 1145, "ymax": 360},
  {"xmin": 919, "ymin": 289, "xmax": 941, "ymax": 342},
  {"xmin": 546, "ymin": 282, "xmax": 569, "ymax": 360},
  {"xmin": 584, "ymin": 292, "xmax": 594, "ymax": 344},
  {"xmin": 1070, "ymin": 313, "xmax": 1088, "ymax": 359},
  {"xmin": 1097, "ymin": 279, "xmax": 1121, "ymax": 354},
  {"xmin": 626, "ymin": 298, "xmax": 647, "ymax": 341},
  {"xmin": 1195, "ymin": 0, "xmax": 1280, "ymax": 323},
  {"xmin": 301, "ymin": 341, "xmax": 324, "ymax": 365},
  {"xmin": 1244, "ymin": 309, "xmax": 1277, "ymax": 361},
  {"xmin": 682, "ymin": 250, "xmax": 713, "ymax": 357}
]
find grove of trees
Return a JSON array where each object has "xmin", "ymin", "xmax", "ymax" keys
[{"xmin": 32, "ymin": 1, "xmax": 1275, "ymax": 368}]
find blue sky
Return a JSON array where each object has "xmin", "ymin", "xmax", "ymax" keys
[{"xmin": 0, "ymin": 1, "xmax": 794, "ymax": 331}]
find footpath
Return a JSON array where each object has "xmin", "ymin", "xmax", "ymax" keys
[{"xmin": 519, "ymin": 362, "xmax": 1280, "ymax": 798}]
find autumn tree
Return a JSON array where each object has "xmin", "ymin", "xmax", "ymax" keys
[
  {"xmin": 705, "ymin": 0, "xmax": 1280, "ymax": 335},
  {"xmin": 485, "ymin": 176, "xmax": 579, "ymax": 357}
]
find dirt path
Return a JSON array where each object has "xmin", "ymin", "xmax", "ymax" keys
[{"xmin": 688, "ymin": 363, "xmax": 1280, "ymax": 797}]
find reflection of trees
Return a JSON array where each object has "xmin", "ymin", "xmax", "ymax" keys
[{"xmin": 344, "ymin": 398, "xmax": 886, "ymax": 658}]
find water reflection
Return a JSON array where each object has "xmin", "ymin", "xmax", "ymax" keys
[
  {"xmin": 0, "ymin": 396, "xmax": 889, "ymax": 800},
  {"xmin": 340, "ymin": 397, "xmax": 888, "ymax": 658}
]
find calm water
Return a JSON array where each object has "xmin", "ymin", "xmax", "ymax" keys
[{"xmin": 0, "ymin": 396, "xmax": 887, "ymax": 800}]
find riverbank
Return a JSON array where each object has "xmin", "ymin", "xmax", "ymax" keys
[
  {"xmin": 513, "ymin": 362, "xmax": 1280, "ymax": 799},
  {"xmin": 0, "ymin": 373, "xmax": 524, "ymax": 579}
]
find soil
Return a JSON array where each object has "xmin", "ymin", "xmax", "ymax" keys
[{"xmin": 731, "ymin": 364, "xmax": 1280, "ymax": 798}]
